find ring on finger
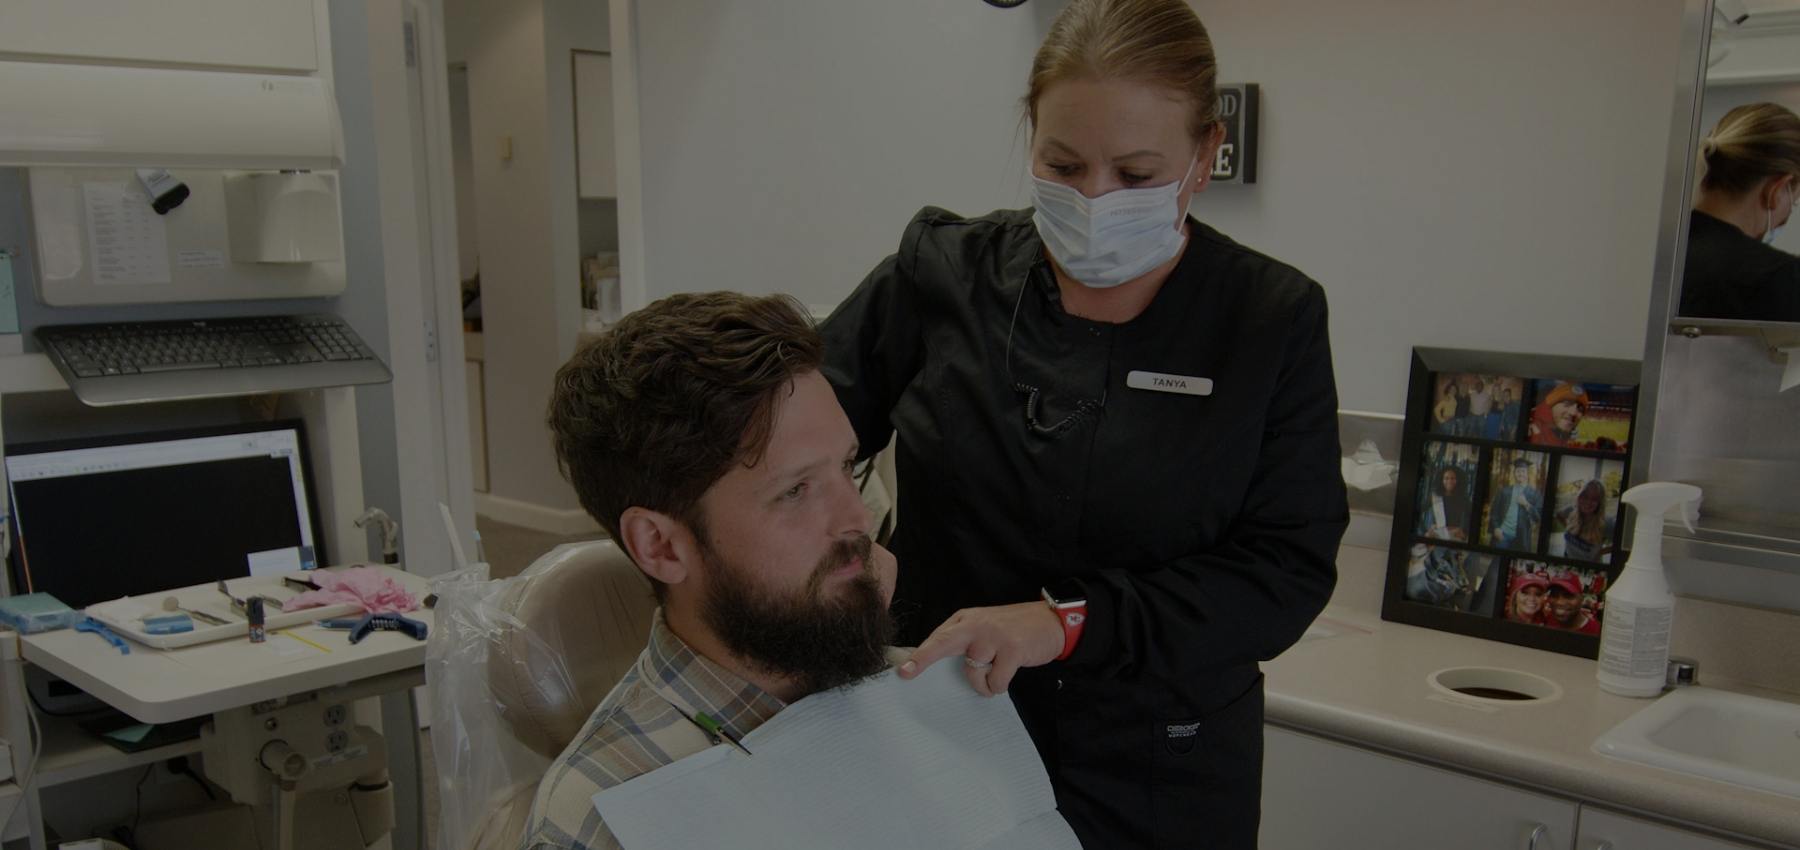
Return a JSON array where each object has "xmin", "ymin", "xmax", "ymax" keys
[{"xmin": 964, "ymin": 657, "xmax": 994, "ymax": 669}]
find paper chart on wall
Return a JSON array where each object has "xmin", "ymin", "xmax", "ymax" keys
[
  {"xmin": 592, "ymin": 660, "xmax": 1081, "ymax": 850},
  {"xmin": 82, "ymin": 182, "xmax": 171, "ymax": 286}
]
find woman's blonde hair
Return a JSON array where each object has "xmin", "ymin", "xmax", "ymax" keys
[
  {"xmin": 1699, "ymin": 102, "xmax": 1800, "ymax": 196},
  {"xmin": 1025, "ymin": 0, "xmax": 1222, "ymax": 142},
  {"xmin": 1574, "ymin": 480, "xmax": 1606, "ymax": 545}
]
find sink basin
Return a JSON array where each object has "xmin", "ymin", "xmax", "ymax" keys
[{"xmin": 1593, "ymin": 686, "xmax": 1800, "ymax": 799}]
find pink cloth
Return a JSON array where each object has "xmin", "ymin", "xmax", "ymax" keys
[{"xmin": 282, "ymin": 567, "xmax": 418, "ymax": 614}]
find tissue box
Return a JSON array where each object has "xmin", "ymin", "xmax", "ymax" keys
[{"xmin": 0, "ymin": 592, "xmax": 80, "ymax": 634}]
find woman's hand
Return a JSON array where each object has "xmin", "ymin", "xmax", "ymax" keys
[{"xmin": 897, "ymin": 602, "xmax": 1066, "ymax": 697}]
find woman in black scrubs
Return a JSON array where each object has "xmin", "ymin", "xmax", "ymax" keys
[
  {"xmin": 1680, "ymin": 102, "xmax": 1800, "ymax": 322},
  {"xmin": 821, "ymin": 0, "xmax": 1347, "ymax": 847}
]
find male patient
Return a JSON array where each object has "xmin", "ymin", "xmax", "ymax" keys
[{"xmin": 521, "ymin": 291, "xmax": 897, "ymax": 850}]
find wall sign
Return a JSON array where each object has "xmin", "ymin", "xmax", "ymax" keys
[{"xmin": 1211, "ymin": 83, "xmax": 1259, "ymax": 184}]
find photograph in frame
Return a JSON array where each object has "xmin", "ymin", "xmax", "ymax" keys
[
  {"xmin": 1413, "ymin": 441, "xmax": 1481, "ymax": 542},
  {"xmin": 1525, "ymin": 379, "xmax": 1635, "ymax": 452},
  {"xmin": 1429, "ymin": 373, "xmax": 1526, "ymax": 440},
  {"xmin": 1501, "ymin": 560, "xmax": 1606, "ymax": 636},
  {"xmin": 1478, "ymin": 448, "xmax": 1551, "ymax": 553},
  {"xmin": 1548, "ymin": 456, "xmax": 1625, "ymax": 564},
  {"xmin": 1403, "ymin": 543, "xmax": 1502, "ymax": 615}
]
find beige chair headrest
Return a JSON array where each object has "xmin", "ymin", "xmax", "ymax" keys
[{"xmin": 488, "ymin": 540, "xmax": 657, "ymax": 760}]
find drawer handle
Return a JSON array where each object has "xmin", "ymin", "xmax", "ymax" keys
[{"xmin": 1526, "ymin": 824, "xmax": 1549, "ymax": 850}]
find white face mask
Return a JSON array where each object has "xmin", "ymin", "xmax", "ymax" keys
[
  {"xmin": 1765, "ymin": 183, "xmax": 1793, "ymax": 246},
  {"xmin": 1030, "ymin": 155, "xmax": 1197, "ymax": 289}
]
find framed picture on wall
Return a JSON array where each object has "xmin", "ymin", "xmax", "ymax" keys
[{"xmin": 1381, "ymin": 347, "xmax": 1641, "ymax": 658}]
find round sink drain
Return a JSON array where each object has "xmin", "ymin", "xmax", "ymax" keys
[
  {"xmin": 1453, "ymin": 686, "xmax": 1535, "ymax": 701},
  {"xmin": 1428, "ymin": 667, "xmax": 1562, "ymax": 704}
]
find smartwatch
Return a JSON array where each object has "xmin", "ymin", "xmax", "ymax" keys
[{"xmin": 1041, "ymin": 579, "xmax": 1088, "ymax": 662}]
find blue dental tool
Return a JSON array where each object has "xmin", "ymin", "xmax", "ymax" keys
[
  {"xmin": 347, "ymin": 613, "xmax": 428, "ymax": 644},
  {"xmin": 76, "ymin": 618, "xmax": 130, "ymax": 654}
]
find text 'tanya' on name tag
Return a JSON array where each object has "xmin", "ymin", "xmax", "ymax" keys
[{"xmin": 1127, "ymin": 370, "xmax": 1213, "ymax": 396}]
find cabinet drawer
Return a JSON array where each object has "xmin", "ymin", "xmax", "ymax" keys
[{"xmin": 1265, "ymin": 726, "xmax": 1577, "ymax": 850}]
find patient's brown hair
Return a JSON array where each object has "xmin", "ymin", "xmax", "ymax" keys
[{"xmin": 547, "ymin": 292, "xmax": 823, "ymax": 596}]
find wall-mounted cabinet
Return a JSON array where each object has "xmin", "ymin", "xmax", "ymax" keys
[{"xmin": 574, "ymin": 51, "xmax": 616, "ymax": 200}]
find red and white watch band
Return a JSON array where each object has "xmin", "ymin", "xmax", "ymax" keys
[{"xmin": 1043, "ymin": 589, "xmax": 1087, "ymax": 661}]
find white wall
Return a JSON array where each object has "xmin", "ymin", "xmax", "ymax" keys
[
  {"xmin": 633, "ymin": 0, "xmax": 1050, "ymax": 313},
  {"xmin": 1190, "ymin": 0, "xmax": 1682, "ymax": 413},
  {"xmin": 627, "ymin": 0, "xmax": 1688, "ymax": 413}
]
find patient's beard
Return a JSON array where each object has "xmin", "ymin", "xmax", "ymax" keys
[{"xmin": 700, "ymin": 534, "xmax": 894, "ymax": 698}]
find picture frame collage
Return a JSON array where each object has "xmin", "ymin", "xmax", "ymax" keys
[{"xmin": 1382, "ymin": 348, "xmax": 1641, "ymax": 658}]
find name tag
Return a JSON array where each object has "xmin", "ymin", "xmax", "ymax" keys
[{"xmin": 1127, "ymin": 370, "xmax": 1213, "ymax": 396}]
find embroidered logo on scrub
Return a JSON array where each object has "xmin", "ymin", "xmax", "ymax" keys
[{"xmin": 1164, "ymin": 721, "xmax": 1201, "ymax": 756}]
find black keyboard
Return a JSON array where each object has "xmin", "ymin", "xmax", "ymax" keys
[{"xmin": 37, "ymin": 314, "xmax": 393, "ymax": 406}]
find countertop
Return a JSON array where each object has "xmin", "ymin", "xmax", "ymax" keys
[{"xmin": 1265, "ymin": 545, "xmax": 1800, "ymax": 848}]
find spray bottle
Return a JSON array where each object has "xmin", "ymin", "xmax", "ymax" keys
[{"xmin": 1597, "ymin": 482, "xmax": 1703, "ymax": 697}]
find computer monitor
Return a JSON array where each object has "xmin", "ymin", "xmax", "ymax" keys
[{"xmin": 5, "ymin": 420, "xmax": 326, "ymax": 610}]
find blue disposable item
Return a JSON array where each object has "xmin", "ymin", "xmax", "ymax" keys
[
  {"xmin": 316, "ymin": 618, "xmax": 364, "ymax": 630},
  {"xmin": 0, "ymin": 593, "xmax": 80, "ymax": 634},
  {"xmin": 348, "ymin": 613, "xmax": 428, "ymax": 644},
  {"xmin": 75, "ymin": 618, "xmax": 130, "ymax": 654},
  {"xmin": 143, "ymin": 612, "xmax": 194, "ymax": 635}
]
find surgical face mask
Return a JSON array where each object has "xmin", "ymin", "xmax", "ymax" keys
[
  {"xmin": 1766, "ymin": 183, "xmax": 1793, "ymax": 246},
  {"xmin": 1030, "ymin": 155, "xmax": 1197, "ymax": 289}
]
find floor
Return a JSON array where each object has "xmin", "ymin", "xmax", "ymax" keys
[{"xmin": 419, "ymin": 515, "xmax": 604, "ymax": 849}]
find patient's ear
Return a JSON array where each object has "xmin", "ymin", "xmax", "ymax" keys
[{"xmin": 618, "ymin": 507, "xmax": 696, "ymax": 586}]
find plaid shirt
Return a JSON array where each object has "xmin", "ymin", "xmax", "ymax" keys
[{"xmin": 518, "ymin": 610, "xmax": 787, "ymax": 850}]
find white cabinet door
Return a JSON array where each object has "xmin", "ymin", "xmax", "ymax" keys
[
  {"xmin": 1574, "ymin": 806, "xmax": 1762, "ymax": 850},
  {"xmin": 1264, "ymin": 726, "xmax": 1578, "ymax": 850},
  {"xmin": 0, "ymin": 0, "xmax": 317, "ymax": 71},
  {"xmin": 574, "ymin": 51, "xmax": 618, "ymax": 199}
]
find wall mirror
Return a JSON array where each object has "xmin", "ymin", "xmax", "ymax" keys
[
  {"xmin": 1637, "ymin": 0, "xmax": 1800, "ymax": 612},
  {"xmin": 1673, "ymin": 1, "xmax": 1800, "ymax": 327}
]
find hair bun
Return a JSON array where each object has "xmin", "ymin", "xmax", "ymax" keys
[{"xmin": 1700, "ymin": 136, "xmax": 1720, "ymax": 158}]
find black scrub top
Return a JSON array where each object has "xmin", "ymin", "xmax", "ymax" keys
[
  {"xmin": 821, "ymin": 207, "xmax": 1348, "ymax": 850},
  {"xmin": 1679, "ymin": 209, "xmax": 1800, "ymax": 322}
]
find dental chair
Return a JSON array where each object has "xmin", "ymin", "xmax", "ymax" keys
[{"xmin": 456, "ymin": 540, "xmax": 656, "ymax": 850}]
